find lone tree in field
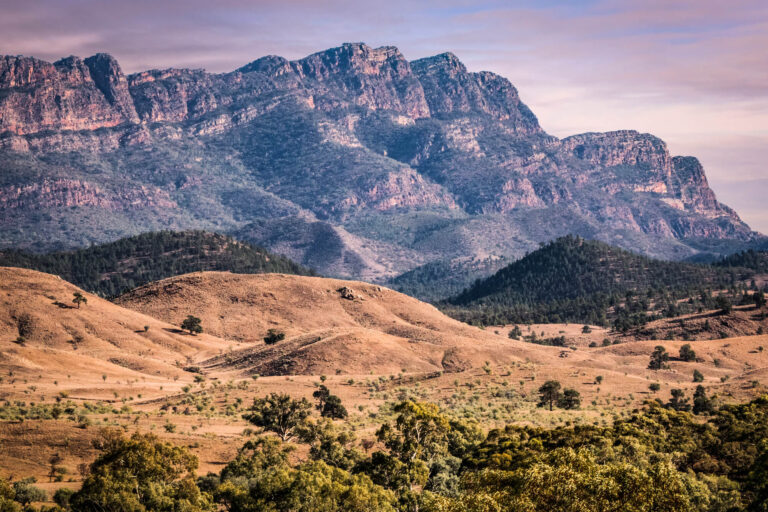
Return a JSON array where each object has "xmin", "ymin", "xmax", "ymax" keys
[
  {"xmin": 648, "ymin": 345, "xmax": 669, "ymax": 370},
  {"xmin": 538, "ymin": 380, "xmax": 562, "ymax": 411},
  {"xmin": 312, "ymin": 385, "xmax": 331, "ymax": 411},
  {"xmin": 321, "ymin": 394, "xmax": 348, "ymax": 419},
  {"xmin": 181, "ymin": 315, "xmax": 203, "ymax": 335},
  {"xmin": 263, "ymin": 329, "xmax": 285, "ymax": 345},
  {"xmin": 679, "ymin": 344, "xmax": 697, "ymax": 362},
  {"xmin": 243, "ymin": 393, "xmax": 312, "ymax": 441},
  {"xmin": 72, "ymin": 292, "xmax": 87, "ymax": 309}
]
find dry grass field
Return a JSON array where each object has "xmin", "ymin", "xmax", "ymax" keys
[{"xmin": 1, "ymin": 267, "xmax": 766, "ymax": 490}]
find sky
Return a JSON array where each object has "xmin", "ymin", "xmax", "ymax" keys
[{"xmin": 3, "ymin": 0, "xmax": 767, "ymax": 232}]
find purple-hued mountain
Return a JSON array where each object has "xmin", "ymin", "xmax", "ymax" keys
[{"xmin": 0, "ymin": 43, "xmax": 762, "ymax": 289}]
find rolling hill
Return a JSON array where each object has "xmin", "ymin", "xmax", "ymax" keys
[
  {"xmin": 0, "ymin": 266, "xmax": 233, "ymax": 400},
  {"xmin": 3, "ymin": 265, "xmax": 768, "ymax": 490},
  {"xmin": 0, "ymin": 266, "xmax": 537, "ymax": 386},
  {"xmin": 114, "ymin": 271, "xmax": 535, "ymax": 376}
]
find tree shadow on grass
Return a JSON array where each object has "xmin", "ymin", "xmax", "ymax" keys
[{"xmin": 164, "ymin": 328, "xmax": 189, "ymax": 335}]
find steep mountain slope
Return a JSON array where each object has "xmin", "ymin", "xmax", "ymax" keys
[
  {"xmin": 0, "ymin": 43, "xmax": 762, "ymax": 281},
  {"xmin": 115, "ymin": 271, "xmax": 539, "ymax": 375},
  {"xmin": 0, "ymin": 230, "xmax": 313, "ymax": 297},
  {"xmin": 445, "ymin": 236, "xmax": 750, "ymax": 326}
]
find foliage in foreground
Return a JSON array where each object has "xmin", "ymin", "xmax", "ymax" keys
[{"xmin": 8, "ymin": 395, "xmax": 768, "ymax": 511}]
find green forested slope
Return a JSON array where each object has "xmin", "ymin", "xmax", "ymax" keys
[
  {"xmin": 0, "ymin": 230, "xmax": 313, "ymax": 297},
  {"xmin": 445, "ymin": 235, "xmax": 749, "ymax": 327}
]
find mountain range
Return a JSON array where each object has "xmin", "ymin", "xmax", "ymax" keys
[{"xmin": 1, "ymin": 42, "xmax": 763, "ymax": 284}]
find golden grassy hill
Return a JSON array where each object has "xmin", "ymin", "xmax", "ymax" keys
[
  {"xmin": 1, "ymin": 266, "xmax": 767, "ymax": 483},
  {"xmin": 0, "ymin": 267, "xmax": 233, "ymax": 400},
  {"xmin": 115, "ymin": 271, "xmax": 547, "ymax": 376}
]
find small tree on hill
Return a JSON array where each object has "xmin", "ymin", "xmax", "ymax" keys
[
  {"xmin": 321, "ymin": 395, "xmax": 348, "ymax": 419},
  {"xmin": 754, "ymin": 290, "xmax": 766, "ymax": 309},
  {"xmin": 693, "ymin": 369, "xmax": 704, "ymax": 383},
  {"xmin": 312, "ymin": 385, "xmax": 348, "ymax": 419},
  {"xmin": 715, "ymin": 295, "xmax": 732, "ymax": 314},
  {"xmin": 648, "ymin": 346, "xmax": 669, "ymax": 370},
  {"xmin": 243, "ymin": 393, "xmax": 311, "ymax": 442},
  {"xmin": 667, "ymin": 389, "xmax": 691, "ymax": 412},
  {"xmin": 692, "ymin": 385, "xmax": 714, "ymax": 415},
  {"xmin": 679, "ymin": 344, "xmax": 697, "ymax": 362},
  {"xmin": 48, "ymin": 453, "xmax": 64, "ymax": 482},
  {"xmin": 538, "ymin": 380, "xmax": 562, "ymax": 411},
  {"xmin": 558, "ymin": 388, "xmax": 581, "ymax": 409},
  {"xmin": 263, "ymin": 329, "xmax": 285, "ymax": 345},
  {"xmin": 72, "ymin": 292, "xmax": 87, "ymax": 309},
  {"xmin": 12, "ymin": 479, "xmax": 46, "ymax": 507},
  {"xmin": 649, "ymin": 382, "xmax": 661, "ymax": 393},
  {"xmin": 181, "ymin": 315, "xmax": 202, "ymax": 335},
  {"xmin": 313, "ymin": 385, "xmax": 330, "ymax": 410}
]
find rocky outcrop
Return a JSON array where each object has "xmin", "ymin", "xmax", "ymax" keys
[
  {"xmin": 0, "ymin": 54, "xmax": 137, "ymax": 134},
  {"xmin": 555, "ymin": 131, "xmax": 741, "ymax": 226},
  {"xmin": 559, "ymin": 130, "xmax": 671, "ymax": 170},
  {"xmin": 411, "ymin": 52, "xmax": 541, "ymax": 133},
  {"xmin": 670, "ymin": 156, "xmax": 723, "ymax": 215},
  {"xmin": 83, "ymin": 54, "xmax": 139, "ymax": 122},
  {"xmin": 358, "ymin": 169, "xmax": 457, "ymax": 213},
  {"xmin": 292, "ymin": 43, "xmax": 430, "ymax": 118},
  {"xmin": 0, "ymin": 179, "xmax": 175, "ymax": 211}
]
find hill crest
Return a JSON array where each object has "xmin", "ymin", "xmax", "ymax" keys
[
  {"xmin": 0, "ymin": 230, "xmax": 313, "ymax": 297},
  {"xmin": 445, "ymin": 235, "xmax": 750, "ymax": 326}
]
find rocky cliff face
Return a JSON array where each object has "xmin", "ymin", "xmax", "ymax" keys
[
  {"xmin": 411, "ymin": 52, "xmax": 541, "ymax": 133},
  {"xmin": 0, "ymin": 54, "xmax": 138, "ymax": 134},
  {"xmin": 0, "ymin": 43, "xmax": 761, "ymax": 281},
  {"xmin": 291, "ymin": 43, "xmax": 430, "ymax": 118}
]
